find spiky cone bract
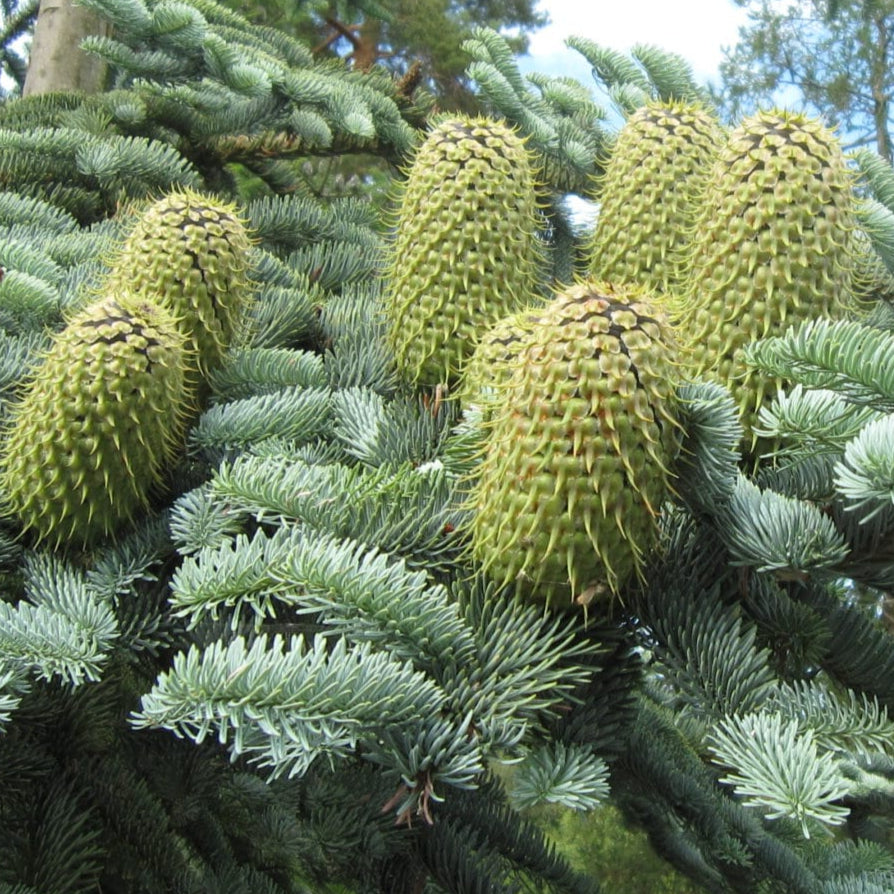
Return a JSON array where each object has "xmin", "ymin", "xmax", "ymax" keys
[
  {"xmin": 586, "ymin": 100, "xmax": 723, "ymax": 296},
  {"xmin": 468, "ymin": 280, "xmax": 681, "ymax": 607},
  {"xmin": 382, "ymin": 115, "xmax": 544, "ymax": 387},
  {"xmin": 457, "ymin": 301, "xmax": 548, "ymax": 419},
  {"xmin": 674, "ymin": 109, "xmax": 859, "ymax": 434},
  {"xmin": 0, "ymin": 292, "xmax": 190, "ymax": 548},
  {"xmin": 104, "ymin": 188, "xmax": 254, "ymax": 381}
]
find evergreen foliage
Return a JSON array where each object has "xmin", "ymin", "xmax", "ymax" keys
[{"xmin": 4, "ymin": 0, "xmax": 894, "ymax": 891}]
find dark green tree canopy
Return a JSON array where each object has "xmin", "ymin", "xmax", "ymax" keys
[
  {"xmin": 715, "ymin": 0, "xmax": 894, "ymax": 159},
  {"xmin": 227, "ymin": 0, "xmax": 548, "ymax": 110}
]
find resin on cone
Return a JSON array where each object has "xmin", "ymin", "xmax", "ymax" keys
[
  {"xmin": 468, "ymin": 280, "xmax": 681, "ymax": 605},
  {"xmin": 383, "ymin": 115, "xmax": 544, "ymax": 387}
]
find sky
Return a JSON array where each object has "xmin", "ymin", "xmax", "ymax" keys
[{"xmin": 517, "ymin": 0, "xmax": 750, "ymax": 92}]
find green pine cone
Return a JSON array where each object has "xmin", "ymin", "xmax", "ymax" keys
[
  {"xmin": 674, "ymin": 109, "xmax": 859, "ymax": 431},
  {"xmin": 587, "ymin": 99, "xmax": 723, "ymax": 296},
  {"xmin": 383, "ymin": 115, "xmax": 544, "ymax": 387},
  {"xmin": 0, "ymin": 292, "xmax": 190, "ymax": 547},
  {"xmin": 468, "ymin": 280, "xmax": 681, "ymax": 606},
  {"xmin": 457, "ymin": 301, "xmax": 548, "ymax": 417},
  {"xmin": 105, "ymin": 188, "xmax": 254, "ymax": 377}
]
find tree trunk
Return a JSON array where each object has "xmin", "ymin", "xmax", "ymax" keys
[
  {"xmin": 868, "ymin": 9, "xmax": 892, "ymax": 161},
  {"xmin": 23, "ymin": 0, "xmax": 110, "ymax": 96},
  {"xmin": 352, "ymin": 17, "xmax": 381, "ymax": 71}
]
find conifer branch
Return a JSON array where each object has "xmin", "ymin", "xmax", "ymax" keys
[
  {"xmin": 509, "ymin": 741, "xmax": 610, "ymax": 811},
  {"xmin": 856, "ymin": 197, "xmax": 894, "ymax": 276},
  {"xmin": 0, "ymin": 127, "xmax": 203, "ymax": 202},
  {"xmin": 169, "ymin": 483, "xmax": 245, "ymax": 555},
  {"xmin": 366, "ymin": 712, "xmax": 486, "ymax": 824},
  {"xmin": 170, "ymin": 526, "xmax": 473, "ymax": 669},
  {"xmin": 0, "ymin": 269, "xmax": 60, "ymax": 331},
  {"xmin": 209, "ymin": 454, "xmax": 465, "ymax": 569},
  {"xmin": 0, "ymin": 0, "xmax": 38, "ymax": 93},
  {"xmin": 673, "ymin": 381, "xmax": 743, "ymax": 514},
  {"xmin": 0, "ymin": 331, "xmax": 47, "ymax": 391},
  {"xmin": 757, "ymin": 452, "xmax": 843, "ymax": 502},
  {"xmin": 421, "ymin": 774, "xmax": 601, "ymax": 893},
  {"xmin": 444, "ymin": 582, "xmax": 599, "ymax": 749},
  {"xmin": 853, "ymin": 147, "xmax": 894, "ymax": 211},
  {"xmin": 0, "ymin": 554, "xmax": 118, "ymax": 686},
  {"xmin": 207, "ymin": 348, "xmax": 327, "ymax": 401},
  {"xmin": 330, "ymin": 387, "xmax": 456, "ymax": 468},
  {"xmin": 835, "ymin": 413, "xmax": 894, "ymax": 521},
  {"xmin": 756, "ymin": 386, "xmax": 884, "ymax": 452},
  {"xmin": 744, "ymin": 319, "xmax": 894, "ymax": 411},
  {"xmin": 0, "ymin": 665, "xmax": 27, "ymax": 729},
  {"xmin": 567, "ymin": 36, "xmax": 650, "ymax": 99},
  {"xmin": 620, "ymin": 697, "xmax": 821, "ymax": 893},
  {"xmin": 86, "ymin": 515, "xmax": 172, "ymax": 601},
  {"xmin": 741, "ymin": 575, "xmax": 831, "ymax": 677},
  {"xmin": 717, "ymin": 476, "xmax": 850, "ymax": 578},
  {"xmin": 288, "ymin": 237, "xmax": 383, "ymax": 290},
  {"xmin": 0, "ymin": 190, "xmax": 78, "ymax": 232},
  {"xmin": 132, "ymin": 633, "xmax": 444, "ymax": 779},
  {"xmin": 774, "ymin": 680, "xmax": 894, "ymax": 760},
  {"xmin": 639, "ymin": 585, "xmax": 778, "ymax": 718},
  {"xmin": 463, "ymin": 27, "xmax": 609, "ymax": 194},
  {"xmin": 3, "ymin": 0, "xmax": 894, "ymax": 885},
  {"xmin": 246, "ymin": 282, "xmax": 321, "ymax": 350},
  {"xmin": 708, "ymin": 712, "xmax": 852, "ymax": 837},
  {"xmin": 247, "ymin": 193, "xmax": 381, "ymax": 255},
  {"xmin": 802, "ymin": 585, "xmax": 894, "ymax": 710},
  {"xmin": 189, "ymin": 387, "xmax": 333, "ymax": 454},
  {"xmin": 9, "ymin": 779, "xmax": 105, "ymax": 892},
  {"xmin": 627, "ymin": 44, "xmax": 699, "ymax": 98}
]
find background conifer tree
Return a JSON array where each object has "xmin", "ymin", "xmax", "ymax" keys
[{"xmin": 2, "ymin": 2, "xmax": 894, "ymax": 892}]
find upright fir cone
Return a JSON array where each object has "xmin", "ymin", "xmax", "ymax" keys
[
  {"xmin": 0, "ymin": 292, "xmax": 189, "ymax": 546},
  {"xmin": 105, "ymin": 188, "xmax": 254, "ymax": 381},
  {"xmin": 673, "ymin": 109, "xmax": 860, "ymax": 434},
  {"xmin": 468, "ymin": 279, "xmax": 681, "ymax": 607},
  {"xmin": 586, "ymin": 99, "xmax": 723, "ymax": 297},
  {"xmin": 382, "ymin": 115, "xmax": 544, "ymax": 387}
]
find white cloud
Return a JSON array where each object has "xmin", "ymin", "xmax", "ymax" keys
[{"xmin": 521, "ymin": 0, "xmax": 749, "ymax": 85}]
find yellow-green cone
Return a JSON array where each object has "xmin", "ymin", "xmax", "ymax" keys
[
  {"xmin": 457, "ymin": 302, "xmax": 547, "ymax": 418},
  {"xmin": 105, "ymin": 188, "xmax": 254, "ymax": 379},
  {"xmin": 586, "ymin": 100, "xmax": 723, "ymax": 296},
  {"xmin": 468, "ymin": 280, "xmax": 681, "ymax": 606},
  {"xmin": 382, "ymin": 115, "xmax": 544, "ymax": 387},
  {"xmin": 0, "ymin": 292, "xmax": 189, "ymax": 547},
  {"xmin": 675, "ymin": 109, "xmax": 859, "ymax": 432}
]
